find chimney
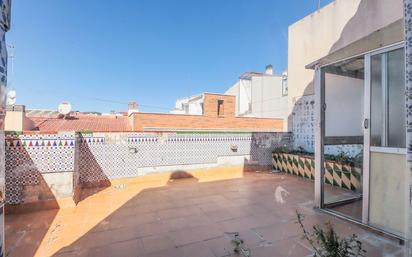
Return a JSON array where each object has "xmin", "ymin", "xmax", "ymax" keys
[
  {"xmin": 4, "ymin": 105, "xmax": 35, "ymax": 131},
  {"xmin": 128, "ymin": 101, "xmax": 139, "ymax": 116},
  {"xmin": 265, "ymin": 65, "xmax": 273, "ymax": 75}
]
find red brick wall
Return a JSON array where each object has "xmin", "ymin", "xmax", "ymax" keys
[
  {"xmin": 133, "ymin": 113, "xmax": 282, "ymax": 131},
  {"xmin": 203, "ymin": 93, "xmax": 236, "ymax": 117},
  {"xmin": 131, "ymin": 93, "xmax": 283, "ymax": 131}
]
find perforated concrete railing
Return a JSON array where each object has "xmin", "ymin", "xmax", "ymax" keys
[{"xmin": 5, "ymin": 132, "xmax": 292, "ymax": 204}]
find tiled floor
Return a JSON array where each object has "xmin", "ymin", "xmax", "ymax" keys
[
  {"xmin": 330, "ymin": 200, "xmax": 363, "ymax": 221},
  {"xmin": 5, "ymin": 172, "xmax": 406, "ymax": 257}
]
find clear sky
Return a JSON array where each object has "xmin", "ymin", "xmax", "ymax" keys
[{"xmin": 8, "ymin": 0, "xmax": 333, "ymax": 113}]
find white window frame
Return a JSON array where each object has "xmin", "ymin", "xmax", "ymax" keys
[{"xmin": 369, "ymin": 44, "xmax": 406, "ymax": 151}]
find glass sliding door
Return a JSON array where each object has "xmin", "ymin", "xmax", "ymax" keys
[
  {"xmin": 366, "ymin": 46, "xmax": 407, "ymax": 237},
  {"xmin": 315, "ymin": 43, "xmax": 407, "ymax": 238},
  {"xmin": 320, "ymin": 56, "xmax": 365, "ymax": 221}
]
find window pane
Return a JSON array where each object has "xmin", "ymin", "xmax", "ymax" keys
[
  {"xmin": 370, "ymin": 54, "xmax": 383, "ymax": 147},
  {"xmin": 387, "ymin": 48, "xmax": 405, "ymax": 148},
  {"xmin": 217, "ymin": 100, "xmax": 224, "ymax": 116}
]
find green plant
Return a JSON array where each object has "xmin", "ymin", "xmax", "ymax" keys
[
  {"xmin": 352, "ymin": 152, "xmax": 363, "ymax": 168},
  {"xmin": 224, "ymin": 232, "xmax": 250, "ymax": 257},
  {"xmin": 5, "ymin": 131, "xmax": 23, "ymax": 136},
  {"xmin": 78, "ymin": 130, "xmax": 93, "ymax": 134},
  {"xmin": 296, "ymin": 211, "xmax": 366, "ymax": 257},
  {"xmin": 296, "ymin": 146, "xmax": 305, "ymax": 153},
  {"xmin": 325, "ymin": 151, "xmax": 355, "ymax": 166},
  {"xmin": 273, "ymin": 146, "xmax": 291, "ymax": 154}
]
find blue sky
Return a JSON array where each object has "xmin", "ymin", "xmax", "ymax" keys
[{"xmin": 8, "ymin": 0, "xmax": 333, "ymax": 113}]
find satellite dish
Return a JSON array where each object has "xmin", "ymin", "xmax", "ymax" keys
[
  {"xmin": 6, "ymin": 90, "xmax": 16, "ymax": 105},
  {"xmin": 58, "ymin": 102, "xmax": 72, "ymax": 115}
]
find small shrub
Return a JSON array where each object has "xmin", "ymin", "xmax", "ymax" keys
[
  {"xmin": 296, "ymin": 211, "xmax": 366, "ymax": 257},
  {"xmin": 325, "ymin": 151, "xmax": 356, "ymax": 167},
  {"xmin": 273, "ymin": 145, "xmax": 292, "ymax": 154},
  {"xmin": 296, "ymin": 146, "xmax": 306, "ymax": 153},
  {"xmin": 224, "ymin": 232, "xmax": 250, "ymax": 257}
]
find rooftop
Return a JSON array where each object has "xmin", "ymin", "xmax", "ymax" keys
[
  {"xmin": 29, "ymin": 114, "xmax": 131, "ymax": 133},
  {"xmin": 6, "ymin": 172, "xmax": 405, "ymax": 257}
]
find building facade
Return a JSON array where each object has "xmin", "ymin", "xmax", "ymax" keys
[
  {"xmin": 171, "ymin": 65, "xmax": 289, "ymax": 131},
  {"xmin": 170, "ymin": 94, "xmax": 203, "ymax": 115},
  {"xmin": 288, "ymin": 0, "xmax": 407, "ymax": 241},
  {"xmin": 224, "ymin": 65, "xmax": 288, "ymax": 129}
]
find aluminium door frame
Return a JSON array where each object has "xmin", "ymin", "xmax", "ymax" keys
[
  {"xmin": 363, "ymin": 42, "xmax": 406, "ymax": 226},
  {"xmin": 314, "ymin": 41, "xmax": 405, "ymax": 227}
]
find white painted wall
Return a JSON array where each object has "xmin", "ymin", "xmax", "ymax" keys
[
  {"xmin": 288, "ymin": 0, "xmax": 403, "ymax": 151},
  {"xmin": 288, "ymin": 0, "xmax": 403, "ymax": 131},
  {"xmin": 250, "ymin": 76, "xmax": 288, "ymax": 120},
  {"xmin": 225, "ymin": 79, "xmax": 252, "ymax": 116},
  {"xmin": 171, "ymin": 95, "xmax": 203, "ymax": 115},
  {"xmin": 225, "ymin": 75, "xmax": 288, "ymax": 126},
  {"xmin": 325, "ymin": 73, "xmax": 364, "ymax": 137}
]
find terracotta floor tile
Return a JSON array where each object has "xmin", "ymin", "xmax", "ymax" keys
[
  {"xmin": 52, "ymin": 249, "xmax": 89, "ymax": 257},
  {"xmin": 218, "ymin": 215, "xmax": 269, "ymax": 233},
  {"xmin": 157, "ymin": 206, "xmax": 203, "ymax": 220},
  {"xmin": 252, "ymin": 220, "xmax": 301, "ymax": 242},
  {"xmin": 139, "ymin": 247, "xmax": 182, "ymax": 257},
  {"xmin": 193, "ymin": 223, "xmax": 224, "ymax": 242},
  {"xmin": 178, "ymin": 241, "xmax": 215, "ymax": 257},
  {"xmin": 203, "ymin": 208, "xmax": 237, "ymax": 222},
  {"xmin": 141, "ymin": 234, "xmax": 176, "ymax": 254},
  {"xmin": 107, "ymin": 238, "xmax": 145, "ymax": 257},
  {"xmin": 171, "ymin": 227, "xmax": 203, "ymax": 246},
  {"xmin": 109, "ymin": 226, "xmax": 141, "ymax": 243},
  {"xmin": 6, "ymin": 242, "xmax": 39, "ymax": 257},
  {"xmin": 163, "ymin": 214, "xmax": 211, "ymax": 231},
  {"xmin": 135, "ymin": 221, "xmax": 169, "ymax": 238},
  {"xmin": 112, "ymin": 212, "xmax": 159, "ymax": 229},
  {"xmin": 252, "ymin": 243, "xmax": 310, "ymax": 257},
  {"xmin": 69, "ymin": 230, "xmax": 114, "ymax": 250},
  {"xmin": 5, "ymin": 173, "xmax": 407, "ymax": 257},
  {"xmin": 203, "ymin": 236, "xmax": 234, "ymax": 257}
]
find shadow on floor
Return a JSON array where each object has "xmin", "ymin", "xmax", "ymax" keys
[{"xmin": 4, "ymin": 172, "xmax": 400, "ymax": 257}]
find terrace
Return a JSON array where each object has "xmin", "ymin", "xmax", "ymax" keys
[
  {"xmin": 1, "ymin": 0, "xmax": 410, "ymax": 256},
  {"xmin": 6, "ymin": 172, "xmax": 405, "ymax": 257}
]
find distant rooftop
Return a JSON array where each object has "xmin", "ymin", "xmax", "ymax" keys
[{"xmin": 25, "ymin": 110, "xmax": 131, "ymax": 132}]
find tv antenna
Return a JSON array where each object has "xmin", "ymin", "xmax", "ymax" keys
[{"xmin": 7, "ymin": 44, "xmax": 14, "ymax": 88}]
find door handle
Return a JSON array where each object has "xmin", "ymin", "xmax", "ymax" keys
[{"xmin": 364, "ymin": 118, "xmax": 369, "ymax": 129}]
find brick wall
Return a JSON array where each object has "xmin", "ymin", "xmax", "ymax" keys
[
  {"xmin": 203, "ymin": 93, "xmax": 236, "ymax": 117},
  {"xmin": 133, "ymin": 113, "xmax": 282, "ymax": 131},
  {"xmin": 133, "ymin": 93, "xmax": 283, "ymax": 131}
]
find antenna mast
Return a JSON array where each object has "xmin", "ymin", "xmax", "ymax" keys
[{"xmin": 7, "ymin": 44, "xmax": 14, "ymax": 88}]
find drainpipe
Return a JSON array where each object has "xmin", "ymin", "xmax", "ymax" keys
[
  {"xmin": 0, "ymin": 1, "xmax": 11, "ymax": 256},
  {"xmin": 314, "ymin": 65, "xmax": 325, "ymax": 209},
  {"xmin": 404, "ymin": 1, "xmax": 412, "ymax": 255}
]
